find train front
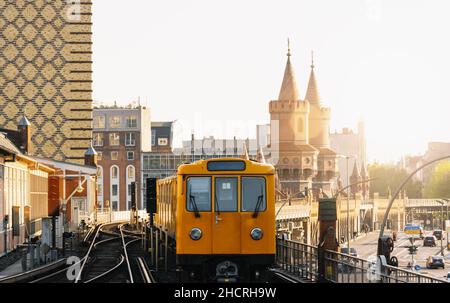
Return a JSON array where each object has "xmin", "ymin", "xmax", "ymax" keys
[{"xmin": 176, "ymin": 158, "xmax": 276, "ymax": 282}]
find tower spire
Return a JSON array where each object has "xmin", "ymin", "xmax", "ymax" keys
[
  {"xmin": 305, "ymin": 50, "xmax": 320, "ymax": 105},
  {"xmin": 278, "ymin": 38, "xmax": 300, "ymax": 101},
  {"xmin": 287, "ymin": 38, "xmax": 291, "ymax": 57}
]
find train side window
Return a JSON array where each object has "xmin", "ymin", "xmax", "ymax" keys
[
  {"xmin": 214, "ymin": 177, "xmax": 238, "ymax": 212},
  {"xmin": 186, "ymin": 177, "xmax": 211, "ymax": 212},
  {"xmin": 241, "ymin": 177, "xmax": 266, "ymax": 212}
]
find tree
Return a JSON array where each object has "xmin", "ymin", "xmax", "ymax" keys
[
  {"xmin": 368, "ymin": 163, "xmax": 423, "ymax": 198},
  {"xmin": 423, "ymin": 160, "xmax": 450, "ymax": 198}
]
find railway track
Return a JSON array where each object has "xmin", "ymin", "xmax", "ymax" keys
[
  {"xmin": 0, "ymin": 222, "xmax": 154, "ymax": 283},
  {"xmin": 75, "ymin": 223, "xmax": 153, "ymax": 283}
]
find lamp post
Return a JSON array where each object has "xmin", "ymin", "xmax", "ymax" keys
[
  {"xmin": 442, "ymin": 198, "xmax": 449, "ymax": 252},
  {"xmin": 437, "ymin": 200, "xmax": 445, "ymax": 256},
  {"xmin": 346, "ymin": 156, "xmax": 350, "ymax": 251},
  {"xmin": 337, "ymin": 155, "xmax": 356, "ymax": 251}
]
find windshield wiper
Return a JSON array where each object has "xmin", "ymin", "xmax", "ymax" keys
[
  {"xmin": 252, "ymin": 194, "xmax": 264, "ymax": 218},
  {"xmin": 189, "ymin": 194, "xmax": 201, "ymax": 218},
  {"xmin": 214, "ymin": 192, "xmax": 220, "ymax": 215}
]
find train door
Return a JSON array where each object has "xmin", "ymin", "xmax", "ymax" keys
[{"xmin": 212, "ymin": 176, "xmax": 241, "ymax": 254}]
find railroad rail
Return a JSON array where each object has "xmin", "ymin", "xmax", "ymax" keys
[{"xmin": 75, "ymin": 222, "xmax": 147, "ymax": 283}]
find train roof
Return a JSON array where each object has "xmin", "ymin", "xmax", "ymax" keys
[{"xmin": 177, "ymin": 158, "xmax": 275, "ymax": 175}]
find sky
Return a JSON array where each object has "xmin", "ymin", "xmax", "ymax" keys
[{"xmin": 92, "ymin": 0, "xmax": 450, "ymax": 163}]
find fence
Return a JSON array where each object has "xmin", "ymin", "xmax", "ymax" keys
[
  {"xmin": 276, "ymin": 238, "xmax": 318, "ymax": 281},
  {"xmin": 276, "ymin": 238, "xmax": 448, "ymax": 283},
  {"xmin": 90, "ymin": 210, "xmax": 149, "ymax": 225}
]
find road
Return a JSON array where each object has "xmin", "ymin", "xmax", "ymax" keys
[{"xmin": 350, "ymin": 230, "xmax": 450, "ymax": 281}]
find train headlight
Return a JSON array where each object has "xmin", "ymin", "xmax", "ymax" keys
[
  {"xmin": 189, "ymin": 227, "xmax": 202, "ymax": 240},
  {"xmin": 251, "ymin": 228, "xmax": 263, "ymax": 240}
]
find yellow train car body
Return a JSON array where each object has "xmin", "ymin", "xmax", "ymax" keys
[{"xmin": 154, "ymin": 158, "xmax": 275, "ymax": 281}]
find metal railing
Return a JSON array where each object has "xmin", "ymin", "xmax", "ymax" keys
[
  {"xmin": 324, "ymin": 250, "xmax": 447, "ymax": 283},
  {"xmin": 94, "ymin": 210, "xmax": 148, "ymax": 224},
  {"xmin": 381, "ymin": 264, "xmax": 447, "ymax": 283},
  {"xmin": 323, "ymin": 250, "xmax": 380, "ymax": 283},
  {"xmin": 276, "ymin": 238, "xmax": 318, "ymax": 281},
  {"xmin": 276, "ymin": 238, "xmax": 448, "ymax": 283}
]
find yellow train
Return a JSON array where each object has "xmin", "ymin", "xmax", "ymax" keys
[{"xmin": 154, "ymin": 158, "xmax": 276, "ymax": 282}]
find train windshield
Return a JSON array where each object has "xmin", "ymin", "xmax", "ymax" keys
[
  {"xmin": 241, "ymin": 177, "xmax": 266, "ymax": 212},
  {"xmin": 214, "ymin": 177, "xmax": 238, "ymax": 212},
  {"xmin": 186, "ymin": 177, "xmax": 211, "ymax": 212}
]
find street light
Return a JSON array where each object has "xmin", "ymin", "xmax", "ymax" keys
[
  {"xmin": 442, "ymin": 199, "xmax": 450, "ymax": 250},
  {"xmin": 437, "ymin": 200, "xmax": 445, "ymax": 256},
  {"xmin": 337, "ymin": 154, "xmax": 356, "ymax": 251},
  {"xmin": 438, "ymin": 199, "xmax": 450, "ymax": 255}
]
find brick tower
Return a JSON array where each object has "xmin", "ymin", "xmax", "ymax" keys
[{"xmin": 269, "ymin": 42, "xmax": 318, "ymax": 194}]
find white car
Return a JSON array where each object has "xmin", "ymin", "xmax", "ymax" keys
[{"xmin": 447, "ymin": 272, "xmax": 450, "ymax": 282}]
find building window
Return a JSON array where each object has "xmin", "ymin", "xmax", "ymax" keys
[
  {"xmin": 127, "ymin": 151, "xmax": 134, "ymax": 161},
  {"xmin": 111, "ymin": 151, "xmax": 119, "ymax": 160},
  {"xmin": 126, "ymin": 116, "xmax": 137, "ymax": 128},
  {"xmin": 112, "ymin": 185, "xmax": 118, "ymax": 196},
  {"xmin": 125, "ymin": 133, "xmax": 136, "ymax": 146},
  {"xmin": 93, "ymin": 115, "xmax": 105, "ymax": 128},
  {"xmin": 111, "ymin": 201, "xmax": 118, "ymax": 211},
  {"xmin": 93, "ymin": 133, "xmax": 104, "ymax": 146},
  {"xmin": 158, "ymin": 138, "xmax": 168, "ymax": 146},
  {"xmin": 127, "ymin": 166, "xmax": 135, "ymax": 179},
  {"xmin": 109, "ymin": 133, "xmax": 120, "ymax": 146},
  {"xmin": 151, "ymin": 130, "xmax": 156, "ymax": 146},
  {"xmin": 109, "ymin": 116, "xmax": 121, "ymax": 128},
  {"xmin": 97, "ymin": 152, "xmax": 102, "ymax": 161},
  {"xmin": 111, "ymin": 166, "xmax": 119, "ymax": 179}
]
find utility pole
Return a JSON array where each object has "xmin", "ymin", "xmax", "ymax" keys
[
  {"xmin": 436, "ymin": 199, "xmax": 446, "ymax": 256},
  {"xmin": 444, "ymin": 199, "xmax": 449, "ymax": 251},
  {"xmin": 441, "ymin": 202, "xmax": 444, "ymax": 256},
  {"xmin": 347, "ymin": 156, "xmax": 350, "ymax": 251}
]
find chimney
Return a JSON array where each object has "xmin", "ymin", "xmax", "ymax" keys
[
  {"xmin": 84, "ymin": 142, "xmax": 98, "ymax": 167},
  {"xmin": 18, "ymin": 116, "xmax": 31, "ymax": 154}
]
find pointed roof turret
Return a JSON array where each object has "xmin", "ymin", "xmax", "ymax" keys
[
  {"xmin": 350, "ymin": 161, "xmax": 360, "ymax": 179},
  {"xmin": 278, "ymin": 39, "xmax": 300, "ymax": 101},
  {"xmin": 85, "ymin": 142, "xmax": 97, "ymax": 156},
  {"xmin": 360, "ymin": 161, "xmax": 368, "ymax": 179},
  {"xmin": 18, "ymin": 115, "xmax": 31, "ymax": 126},
  {"xmin": 305, "ymin": 51, "xmax": 321, "ymax": 105}
]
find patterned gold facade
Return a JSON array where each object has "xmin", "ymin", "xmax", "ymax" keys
[{"xmin": 0, "ymin": 0, "xmax": 93, "ymax": 164}]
